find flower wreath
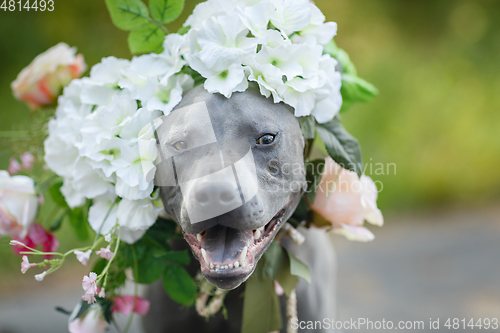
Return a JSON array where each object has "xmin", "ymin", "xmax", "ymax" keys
[{"xmin": 2, "ymin": 0, "xmax": 383, "ymax": 332}]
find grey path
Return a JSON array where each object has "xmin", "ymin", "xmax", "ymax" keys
[
  {"xmin": 334, "ymin": 205, "xmax": 500, "ymax": 332},
  {"xmin": 1, "ymin": 205, "xmax": 499, "ymax": 332}
]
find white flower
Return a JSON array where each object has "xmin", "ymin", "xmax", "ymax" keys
[
  {"xmin": 74, "ymin": 249, "xmax": 92, "ymax": 266},
  {"xmin": 88, "ymin": 199, "xmax": 118, "ymax": 236},
  {"xmin": 186, "ymin": 14, "xmax": 260, "ymax": 97},
  {"xmin": 89, "ymin": 56, "xmax": 129, "ymax": 85},
  {"xmin": 181, "ymin": 0, "xmax": 343, "ymax": 123},
  {"xmin": 292, "ymin": 3, "xmax": 338, "ymax": 45},
  {"xmin": 89, "ymin": 198, "xmax": 158, "ymax": 244},
  {"xmin": 96, "ymin": 245, "xmax": 113, "ymax": 261},
  {"xmin": 183, "ymin": 0, "xmax": 238, "ymax": 30},
  {"xmin": 59, "ymin": 159, "xmax": 110, "ymax": 208},
  {"xmin": 202, "ymin": 63, "xmax": 249, "ymax": 98},
  {"xmin": 114, "ymin": 139, "xmax": 157, "ymax": 201},
  {"xmin": 270, "ymin": 0, "xmax": 312, "ymax": 36},
  {"xmin": 310, "ymin": 55, "xmax": 342, "ymax": 123},
  {"xmin": 0, "ymin": 171, "xmax": 38, "ymax": 239},
  {"xmin": 82, "ymin": 272, "xmax": 98, "ymax": 304},
  {"xmin": 69, "ymin": 303, "xmax": 109, "ymax": 333},
  {"xmin": 119, "ymin": 53, "xmax": 172, "ymax": 96},
  {"xmin": 254, "ymin": 42, "xmax": 304, "ymax": 82},
  {"xmin": 21, "ymin": 255, "xmax": 36, "ymax": 274},
  {"xmin": 35, "ymin": 271, "xmax": 47, "ymax": 281},
  {"xmin": 237, "ymin": 1, "xmax": 275, "ymax": 37},
  {"xmin": 138, "ymin": 74, "xmax": 193, "ymax": 115},
  {"xmin": 244, "ymin": 57, "xmax": 284, "ymax": 102},
  {"xmin": 117, "ymin": 199, "xmax": 158, "ymax": 243},
  {"xmin": 79, "ymin": 57, "xmax": 129, "ymax": 106},
  {"xmin": 158, "ymin": 33, "xmax": 189, "ymax": 84}
]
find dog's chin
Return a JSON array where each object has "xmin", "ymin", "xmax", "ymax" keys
[{"xmin": 183, "ymin": 206, "xmax": 289, "ymax": 290}]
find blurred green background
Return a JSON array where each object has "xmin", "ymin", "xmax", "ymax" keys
[{"xmin": 0, "ymin": 0, "xmax": 499, "ymax": 274}]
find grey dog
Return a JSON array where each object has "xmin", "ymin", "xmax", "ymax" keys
[{"xmin": 144, "ymin": 85, "xmax": 337, "ymax": 333}]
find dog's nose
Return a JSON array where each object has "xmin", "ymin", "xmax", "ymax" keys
[{"xmin": 193, "ymin": 181, "xmax": 239, "ymax": 206}]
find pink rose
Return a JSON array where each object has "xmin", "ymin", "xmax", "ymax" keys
[
  {"xmin": 311, "ymin": 157, "xmax": 383, "ymax": 241},
  {"xmin": 113, "ymin": 295, "xmax": 150, "ymax": 316},
  {"xmin": 0, "ymin": 171, "xmax": 38, "ymax": 238},
  {"xmin": 11, "ymin": 43, "xmax": 87, "ymax": 109},
  {"xmin": 68, "ymin": 303, "xmax": 109, "ymax": 333}
]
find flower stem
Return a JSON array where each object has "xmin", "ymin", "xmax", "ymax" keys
[
  {"xmin": 123, "ymin": 244, "xmax": 139, "ymax": 333},
  {"xmin": 98, "ymin": 227, "xmax": 121, "ymax": 288}
]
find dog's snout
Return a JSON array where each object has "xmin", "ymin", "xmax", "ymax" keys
[{"xmin": 193, "ymin": 180, "xmax": 239, "ymax": 207}]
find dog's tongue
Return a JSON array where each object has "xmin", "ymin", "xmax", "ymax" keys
[{"xmin": 201, "ymin": 226, "xmax": 252, "ymax": 263}]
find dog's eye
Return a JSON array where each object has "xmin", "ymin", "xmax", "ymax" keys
[
  {"xmin": 257, "ymin": 134, "xmax": 276, "ymax": 145},
  {"xmin": 172, "ymin": 141, "xmax": 187, "ymax": 150}
]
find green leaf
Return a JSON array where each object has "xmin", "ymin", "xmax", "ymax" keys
[
  {"xmin": 49, "ymin": 210, "xmax": 67, "ymax": 232},
  {"xmin": 163, "ymin": 250, "xmax": 190, "ymax": 265},
  {"xmin": 287, "ymin": 250, "xmax": 311, "ymax": 284},
  {"xmin": 149, "ymin": 0, "xmax": 184, "ymax": 24},
  {"xmin": 162, "ymin": 263, "xmax": 197, "ymax": 306},
  {"xmin": 137, "ymin": 247, "xmax": 167, "ymax": 284},
  {"xmin": 74, "ymin": 301, "xmax": 91, "ymax": 320},
  {"xmin": 128, "ymin": 22, "xmax": 165, "ymax": 54},
  {"xmin": 308, "ymin": 209, "xmax": 332, "ymax": 229},
  {"xmin": 272, "ymin": 246, "xmax": 299, "ymax": 297},
  {"xmin": 323, "ymin": 40, "xmax": 378, "ymax": 112},
  {"xmin": 288, "ymin": 196, "xmax": 309, "ymax": 226},
  {"xmin": 48, "ymin": 182, "xmax": 68, "ymax": 208},
  {"xmin": 305, "ymin": 159, "xmax": 326, "ymax": 204},
  {"xmin": 145, "ymin": 218, "xmax": 178, "ymax": 249},
  {"xmin": 323, "ymin": 40, "xmax": 357, "ymax": 75},
  {"xmin": 297, "ymin": 116, "xmax": 316, "ymax": 139},
  {"xmin": 106, "ymin": 268, "xmax": 127, "ymax": 291},
  {"xmin": 242, "ymin": 260, "xmax": 282, "ymax": 333},
  {"xmin": 68, "ymin": 207, "xmax": 89, "ymax": 241},
  {"xmin": 341, "ymin": 74, "xmax": 379, "ymax": 105},
  {"xmin": 105, "ymin": 0, "xmax": 150, "ymax": 31},
  {"xmin": 177, "ymin": 25, "xmax": 189, "ymax": 35},
  {"xmin": 316, "ymin": 119, "xmax": 363, "ymax": 177},
  {"xmin": 92, "ymin": 258, "xmax": 108, "ymax": 275},
  {"xmin": 97, "ymin": 298, "xmax": 114, "ymax": 324}
]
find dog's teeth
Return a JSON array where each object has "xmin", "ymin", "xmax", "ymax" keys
[
  {"xmin": 253, "ymin": 229, "xmax": 261, "ymax": 240},
  {"xmin": 228, "ymin": 263, "xmax": 233, "ymax": 269},
  {"xmin": 234, "ymin": 261, "xmax": 240, "ymax": 268},
  {"xmin": 201, "ymin": 248, "xmax": 209, "ymax": 264},
  {"xmin": 240, "ymin": 246, "xmax": 248, "ymax": 265},
  {"xmin": 197, "ymin": 233, "xmax": 202, "ymax": 242},
  {"xmin": 209, "ymin": 262, "xmax": 214, "ymax": 270}
]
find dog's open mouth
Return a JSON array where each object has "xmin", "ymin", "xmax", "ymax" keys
[{"xmin": 183, "ymin": 208, "xmax": 287, "ymax": 289}]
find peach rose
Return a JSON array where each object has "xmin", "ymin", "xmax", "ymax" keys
[
  {"xmin": 311, "ymin": 157, "xmax": 383, "ymax": 241},
  {"xmin": 11, "ymin": 43, "xmax": 87, "ymax": 109},
  {"xmin": 0, "ymin": 171, "xmax": 39, "ymax": 238}
]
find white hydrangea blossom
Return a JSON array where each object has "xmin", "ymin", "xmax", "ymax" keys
[
  {"xmin": 45, "ymin": 36, "xmax": 190, "ymax": 243},
  {"xmin": 45, "ymin": 0, "xmax": 342, "ymax": 243},
  {"xmin": 184, "ymin": 0, "xmax": 342, "ymax": 121}
]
